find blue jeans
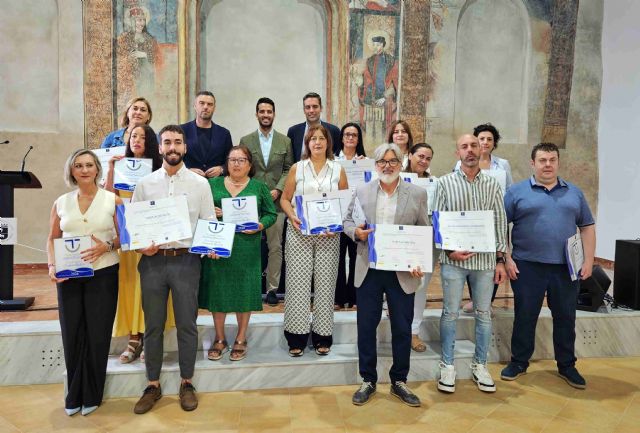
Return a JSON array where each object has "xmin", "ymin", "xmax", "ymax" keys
[
  {"xmin": 510, "ymin": 260, "xmax": 579, "ymax": 369},
  {"xmin": 440, "ymin": 264, "xmax": 494, "ymax": 365}
]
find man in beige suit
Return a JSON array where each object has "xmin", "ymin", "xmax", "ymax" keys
[
  {"xmin": 239, "ymin": 97, "xmax": 293, "ymax": 305},
  {"xmin": 344, "ymin": 143, "xmax": 429, "ymax": 407}
]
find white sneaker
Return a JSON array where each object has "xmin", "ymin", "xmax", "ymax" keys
[
  {"xmin": 471, "ymin": 361, "xmax": 496, "ymax": 392},
  {"xmin": 438, "ymin": 361, "xmax": 456, "ymax": 393}
]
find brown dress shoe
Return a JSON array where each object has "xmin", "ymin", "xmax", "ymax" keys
[
  {"xmin": 179, "ymin": 382, "xmax": 198, "ymax": 411},
  {"xmin": 134, "ymin": 385, "xmax": 162, "ymax": 414}
]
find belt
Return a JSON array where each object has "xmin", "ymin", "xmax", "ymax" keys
[{"xmin": 156, "ymin": 248, "xmax": 189, "ymax": 257}]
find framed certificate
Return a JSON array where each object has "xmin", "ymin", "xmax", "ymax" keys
[
  {"xmin": 221, "ymin": 196, "xmax": 259, "ymax": 232},
  {"xmin": 190, "ymin": 220, "xmax": 235, "ymax": 257},
  {"xmin": 295, "ymin": 190, "xmax": 353, "ymax": 235},
  {"xmin": 117, "ymin": 195, "xmax": 193, "ymax": 250},
  {"xmin": 93, "ymin": 147, "xmax": 126, "ymax": 186},
  {"xmin": 368, "ymin": 224, "xmax": 433, "ymax": 272},
  {"xmin": 432, "ymin": 210, "xmax": 496, "ymax": 252},
  {"xmin": 566, "ymin": 232, "xmax": 584, "ymax": 281},
  {"xmin": 53, "ymin": 236, "xmax": 94, "ymax": 278},
  {"xmin": 337, "ymin": 159, "xmax": 375, "ymax": 192},
  {"xmin": 113, "ymin": 158, "xmax": 153, "ymax": 191}
]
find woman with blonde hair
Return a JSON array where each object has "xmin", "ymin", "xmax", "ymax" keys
[{"xmin": 101, "ymin": 97, "xmax": 152, "ymax": 149}]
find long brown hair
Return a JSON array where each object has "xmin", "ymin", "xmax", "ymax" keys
[{"xmin": 302, "ymin": 125, "xmax": 334, "ymax": 160}]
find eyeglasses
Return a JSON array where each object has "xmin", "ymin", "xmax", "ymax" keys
[
  {"xmin": 228, "ymin": 157, "xmax": 248, "ymax": 165},
  {"xmin": 375, "ymin": 159, "xmax": 401, "ymax": 168},
  {"xmin": 344, "ymin": 132, "xmax": 358, "ymax": 139}
]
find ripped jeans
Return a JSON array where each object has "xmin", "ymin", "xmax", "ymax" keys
[{"xmin": 440, "ymin": 264, "xmax": 494, "ymax": 365}]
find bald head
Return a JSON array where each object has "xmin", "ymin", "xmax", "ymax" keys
[
  {"xmin": 455, "ymin": 134, "xmax": 480, "ymax": 170},
  {"xmin": 456, "ymin": 134, "xmax": 478, "ymax": 149}
]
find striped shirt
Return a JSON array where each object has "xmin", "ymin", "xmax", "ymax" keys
[{"xmin": 433, "ymin": 169, "xmax": 508, "ymax": 271}]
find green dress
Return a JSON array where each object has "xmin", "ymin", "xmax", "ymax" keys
[{"xmin": 198, "ymin": 177, "xmax": 277, "ymax": 312}]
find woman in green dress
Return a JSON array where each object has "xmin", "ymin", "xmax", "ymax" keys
[{"xmin": 199, "ymin": 145, "xmax": 277, "ymax": 361}]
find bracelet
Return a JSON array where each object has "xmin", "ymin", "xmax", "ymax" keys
[
  {"xmin": 47, "ymin": 264, "xmax": 55, "ymax": 268},
  {"xmin": 105, "ymin": 241, "xmax": 114, "ymax": 252}
]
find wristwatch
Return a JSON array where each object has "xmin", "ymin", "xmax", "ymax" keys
[{"xmin": 496, "ymin": 256, "xmax": 506, "ymax": 264}]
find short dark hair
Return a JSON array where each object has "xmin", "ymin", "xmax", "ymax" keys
[
  {"xmin": 126, "ymin": 124, "xmax": 163, "ymax": 171},
  {"xmin": 303, "ymin": 92, "xmax": 322, "ymax": 107},
  {"xmin": 339, "ymin": 122, "xmax": 366, "ymax": 157},
  {"xmin": 473, "ymin": 123, "xmax": 501, "ymax": 149},
  {"xmin": 372, "ymin": 36, "xmax": 386, "ymax": 47},
  {"xmin": 531, "ymin": 142, "xmax": 560, "ymax": 160},
  {"xmin": 256, "ymin": 97, "xmax": 275, "ymax": 113},
  {"xmin": 303, "ymin": 125, "xmax": 334, "ymax": 160},
  {"xmin": 196, "ymin": 91, "xmax": 216, "ymax": 103},
  {"xmin": 158, "ymin": 124, "xmax": 186, "ymax": 142},
  {"xmin": 224, "ymin": 145, "xmax": 256, "ymax": 178}
]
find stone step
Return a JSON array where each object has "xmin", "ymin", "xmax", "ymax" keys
[{"xmin": 102, "ymin": 340, "xmax": 476, "ymax": 398}]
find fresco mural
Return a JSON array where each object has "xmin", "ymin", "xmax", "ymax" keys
[{"xmin": 114, "ymin": 0, "xmax": 178, "ymax": 128}]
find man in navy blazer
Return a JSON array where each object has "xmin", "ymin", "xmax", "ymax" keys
[
  {"xmin": 180, "ymin": 91, "xmax": 233, "ymax": 177},
  {"xmin": 287, "ymin": 92, "xmax": 341, "ymax": 162}
]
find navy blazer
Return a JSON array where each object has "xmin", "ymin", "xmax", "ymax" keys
[
  {"xmin": 180, "ymin": 120, "xmax": 233, "ymax": 172},
  {"xmin": 287, "ymin": 121, "xmax": 341, "ymax": 162}
]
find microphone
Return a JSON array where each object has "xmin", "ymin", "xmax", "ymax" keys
[
  {"xmin": 21, "ymin": 146, "xmax": 34, "ymax": 172},
  {"xmin": 0, "ymin": 140, "xmax": 8, "ymax": 144}
]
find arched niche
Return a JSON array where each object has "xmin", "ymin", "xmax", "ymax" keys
[
  {"xmin": 453, "ymin": 0, "xmax": 531, "ymax": 143},
  {"xmin": 194, "ymin": 0, "xmax": 347, "ymax": 138}
]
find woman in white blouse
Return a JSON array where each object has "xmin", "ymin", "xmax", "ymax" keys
[
  {"xmin": 280, "ymin": 125, "xmax": 348, "ymax": 357},
  {"xmin": 47, "ymin": 149, "xmax": 123, "ymax": 417}
]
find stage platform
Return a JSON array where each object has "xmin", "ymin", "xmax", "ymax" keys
[{"xmin": 1, "ymin": 308, "xmax": 639, "ymax": 398}]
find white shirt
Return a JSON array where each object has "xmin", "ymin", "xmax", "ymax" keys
[
  {"xmin": 132, "ymin": 164, "xmax": 216, "ymax": 249},
  {"xmin": 293, "ymin": 159, "xmax": 342, "ymax": 196},
  {"xmin": 375, "ymin": 179, "xmax": 401, "ymax": 225}
]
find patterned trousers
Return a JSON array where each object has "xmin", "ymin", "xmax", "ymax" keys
[{"xmin": 283, "ymin": 223, "xmax": 340, "ymax": 350}]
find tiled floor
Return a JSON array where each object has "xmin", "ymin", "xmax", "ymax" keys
[{"xmin": 0, "ymin": 357, "xmax": 638, "ymax": 432}]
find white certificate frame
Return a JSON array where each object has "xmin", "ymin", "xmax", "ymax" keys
[
  {"xmin": 432, "ymin": 210, "xmax": 496, "ymax": 253},
  {"xmin": 190, "ymin": 219, "xmax": 236, "ymax": 258},
  {"xmin": 113, "ymin": 157, "xmax": 153, "ymax": 192},
  {"xmin": 295, "ymin": 190, "xmax": 353, "ymax": 235},
  {"xmin": 53, "ymin": 236, "xmax": 94, "ymax": 278},
  {"xmin": 221, "ymin": 196, "xmax": 260, "ymax": 232}
]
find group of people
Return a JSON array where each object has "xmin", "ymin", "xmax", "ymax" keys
[{"xmin": 46, "ymin": 90, "xmax": 595, "ymax": 416}]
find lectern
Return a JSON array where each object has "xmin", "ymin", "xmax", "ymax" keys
[{"xmin": 0, "ymin": 171, "xmax": 42, "ymax": 311}]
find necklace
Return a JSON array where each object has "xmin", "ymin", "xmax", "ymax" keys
[
  {"xmin": 309, "ymin": 160, "xmax": 331, "ymax": 192},
  {"xmin": 226, "ymin": 177, "xmax": 250, "ymax": 187}
]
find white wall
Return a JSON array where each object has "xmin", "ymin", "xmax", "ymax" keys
[{"xmin": 596, "ymin": 0, "xmax": 640, "ymax": 260}]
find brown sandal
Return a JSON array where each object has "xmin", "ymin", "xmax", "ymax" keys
[
  {"xmin": 207, "ymin": 340, "xmax": 228, "ymax": 361},
  {"xmin": 229, "ymin": 340, "xmax": 247, "ymax": 361},
  {"xmin": 411, "ymin": 334, "xmax": 427, "ymax": 352}
]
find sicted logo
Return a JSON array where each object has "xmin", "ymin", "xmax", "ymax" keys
[
  {"xmin": 315, "ymin": 200, "xmax": 331, "ymax": 212},
  {"xmin": 207, "ymin": 222, "xmax": 225, "ymax": 233},
  {"xmin": 231, "ymin": 198, "xmax": 247, "ymax": 210},
  {"xmin": 0, "ymin": 222, "xmax": 8, "ymax": 240},
  {"xmin": 64, "ymin": 238, "xmax": 82, "ymax": 253},
  {"xmin": 126, "ymin": 159, "xmax": 143, "ymax": 171}
]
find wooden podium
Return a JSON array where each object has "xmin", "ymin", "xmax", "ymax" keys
[{"xmin": 0, "ymin": 171, "xmax": 42, "ymax": 311}]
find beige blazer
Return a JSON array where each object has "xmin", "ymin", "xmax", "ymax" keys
[{"xmin": 343, "ymin": 179, "xmax": 429, "ymax": 294}]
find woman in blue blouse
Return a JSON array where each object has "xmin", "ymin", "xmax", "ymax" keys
[{"xmin": 100, "ymin": 97, "xmax": 152, "ymax": 148}]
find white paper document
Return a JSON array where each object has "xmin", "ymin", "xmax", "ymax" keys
[
  {"xmin": 482, "ymin": 169, "xmax": 507, "ymax": 192},
  {"xmin": 432, "ymin": 210, "xmax": 496, "ymax": 253},
  {"xmin": 117, "ymin": 195, "xmax": 192, "ymax": 250},
  {"xmin": 93, "ymin": 147, "xmax": 126, "ymax": 186},
  {"xmin": 221, "ymin": 196, "xmax": 260, "ymax": 232},
  {"xmin": 113, "ymin": 157, "xmax": 153, "ymax": 191},
  {"xmin": 337, "ymin": 159, "xmax": 375, "ymax": 191},
  {"xmin": 190, "ymin": 219, "xmax": 235, "ymax": 258},
  {"xmin": 294, "ymin": 190, "xmax": 352, "ymax": 235},
  {"xmin": 368, "ymin": 224, "xmax": 433, "ymax": 272},
  {"xmin": 399, "ymin": 172, "xmax": 418, "ymax": 183},
  {"xmin": 565, "ymin": 232, "xmax": 584, "ymax": 281},
  {"xmin": 408, "ymin": 177, "xmax": 438, "ymax": 215},
  {"xmin": 53, "ymin": 236, "xmax": 94, "ymax": 278}
]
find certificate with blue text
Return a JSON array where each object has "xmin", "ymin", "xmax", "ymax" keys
[
  {"xmin": 53, "ymin": 236, "xmax": 94, "ymax": 278},
  {"xmin": 113, "ymin": 158, "xmax": 153, "ymax": 191},
  {"xmin": 221, "ymin": 196, "xmax": 259, "ymax": 232},
  {"xmin": 367, "ymin": 224, "xmax": 433, "ymax": 272},
  {"xmin": 117, "ymin": 195, "xmax": 192, "ymax": 250},
  {"xmin": 337, "ymin": 159, "xmax": 375, "ymax": 191},
  {"xmin": 432, "ymin": 210, "xmax": 496, "ymax": 252},
  {"xmin": 295, "ymin": 190, "xmax": 353, "ymax": 235},
  {"xmin": 190, "ymin": 220, "xmax": 235, "ymax": 257}
]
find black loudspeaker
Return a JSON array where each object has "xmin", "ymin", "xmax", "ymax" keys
[
  {"xmin": 613, "ymin": 240, "xmax": 640, "ymax": 310},
  {"xmin": 577, "ymin": 265, "xmax": 610, "ymax": 312}
]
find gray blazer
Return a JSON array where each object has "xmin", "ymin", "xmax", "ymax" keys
[{"xmin": 343, "ymin": 180, "xmax": 430, "ymax": 294}]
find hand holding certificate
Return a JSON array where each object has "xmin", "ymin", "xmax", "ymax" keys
[
  {"xmin": 432, "ymin": 210, "xmax": 496, "ymax": 252},
  {"xmin": 54, "ymin": 236, "xmax": 94, "ymax": 279},
  {"xmin": 565, "ymin": 232, "xmax": 584, "ymax": 281},
  {"xmin": 190, "ymin": 220, "xmax": 235, "ymax": 257},
  {"xmin": 93, "ymin": 147, "xmax": 126, "ymax": 185},
  {"xmin": 113, "ymin": 158, "xmax": 153, "ymax": 191},
  {"xmin": 368, "ymin": 224, "xmax": 433, "ymax": 273},
  {"xmin": 294, "ymin": 190, "xmax": 352, "ymax": 235},
  {"xmin": 221, "ymin": 196, "xmax": 260, "ymax": 232}
]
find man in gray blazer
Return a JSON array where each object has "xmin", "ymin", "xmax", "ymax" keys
[
  {"xmin": 344, "ymin": 143, "xmax": 429, "ymax": 407},
  {"xmin": 239, "ymin": 98, "xmax": 293, "ymax": 305}
]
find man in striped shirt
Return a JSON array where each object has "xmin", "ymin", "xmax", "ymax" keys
[{"xmin": 433, "ymin": 134, "xmax": 508, "ymax": 394}]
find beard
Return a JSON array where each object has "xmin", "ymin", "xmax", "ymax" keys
[
  {"xmin": 163, "ymin": 151, "xmax": 184, "ymax": 166},
  {"xmin": 379, "ymin": 171, "xmax": 400, "ymax": 184}
]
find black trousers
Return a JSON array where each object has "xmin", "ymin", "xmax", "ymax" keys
[
  {"xmin": 57, "ymin": 264, "xmax": 118, "ymax": 409},
  {"xmin": 335, "ymin": 233, "xmax": 357, "ymax": 306},
  {"xmin": 357, "ymin": 269, "xmax": 414, "ymax": 384}
]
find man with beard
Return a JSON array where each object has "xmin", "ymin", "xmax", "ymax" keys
[
  {"xmin": 343, "ymin": 143, "xmax": 428, "ymax": 407},
  {"xmin": 180, "ymin": 91, "xmax": 233, "ymax": 177},
  {"xmin": 433, "ymin": 134, "xmax": 508, "ymax": 394},
  {"xmin": 131, "ymin": 125, "xmax": 216, "ymax": 414},
  {"xmin": 239, "ymin": 98, "xmax": 294, "ymax": 306}
]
